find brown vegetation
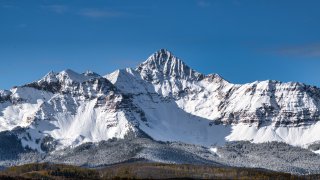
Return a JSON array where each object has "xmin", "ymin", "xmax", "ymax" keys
[{"xmin": 1, "ymin": 162, "xmax": 320, "ymax": 179}]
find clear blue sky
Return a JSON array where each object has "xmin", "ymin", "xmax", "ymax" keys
[{"xmin": 1, "ymin": 0, "xmax": 320, "ymax": 89}]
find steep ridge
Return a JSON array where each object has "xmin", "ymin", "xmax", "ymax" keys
[{"xmin": 136, "ymin": 49, "xmax": 204, "ymax": 97}]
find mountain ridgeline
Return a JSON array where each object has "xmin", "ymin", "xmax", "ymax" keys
[{"xmin": 1, "ymin": 49, "xmax": 320, "ymax": 174}]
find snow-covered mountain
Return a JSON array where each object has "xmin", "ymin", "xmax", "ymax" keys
[
  {"xmin": 0, "ymin": 69, "xmax": 146, "ymax": 151},
  {"xmin": 1, "ymin": 49, "xmax": 320, "ymax": 153},
  {"xmin": 130, "ymin": 49, "xmax": 320, "ymax": 126},
  {"xmin": 107, "ymin": 49, "xmax": 320, "ymax": 147}
]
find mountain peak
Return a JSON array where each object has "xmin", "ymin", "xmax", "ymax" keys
[
  {"xmin": 137, "ymin": 49, "xmax": 204, "ymax": 82},
  {"xmin": 38, "ymin": 69, "xmax": 100, "ymax": 86},
  {"xmin": 155, "ymin": 48, "xmax": 173, "ymax": 56},
  {"xmin": 145, "ymin": 49, "xmax": 176, "ymax": 65},
  {"xmin": 39, "ymin": 71, "xmax": 59, "ymax": 83}
]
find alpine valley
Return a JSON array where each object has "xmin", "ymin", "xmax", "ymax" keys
[{"xmin": 1, "ymin": 49, "xmax": 320, "ymax": 175}]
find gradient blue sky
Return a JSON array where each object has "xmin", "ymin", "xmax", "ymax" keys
[{"xmin": 1, "ymin": 0, "xmax": 320, "ymax": 89}]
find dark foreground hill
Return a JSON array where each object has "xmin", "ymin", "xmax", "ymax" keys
[{"xmin": 1, "ymin": 162, "xmax": 319, "ymax": 179}]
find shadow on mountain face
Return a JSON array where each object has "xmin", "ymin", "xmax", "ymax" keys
[{"xmin": 0, "ymin": 130, "xmax": 33, "ymax": 161}]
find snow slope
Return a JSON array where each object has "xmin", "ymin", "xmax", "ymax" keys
[{"xmin": 227, "ymin": 122, "xmax": 320, "ymax": 148}]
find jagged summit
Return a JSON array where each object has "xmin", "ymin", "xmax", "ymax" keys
[
  {"xmin": 22, "ymin": 69, "xmax": 105, "ymax": 94},
  {"xmin": 57, "ymin": 69, "xmax": 93, "ymax": 84},
  {"xmin": 38, "ymin": 71, "xmax": 59, "ymax": 83},
  {"xmin": 153, "ymin": 48, "xmax": 173, "ymax": 57},
  {"xmin": 137, "ymin": 49, "xmax": 204, "ymax": 82},
  {"xmin": 38, "ymin": 69, "xmax": 101, "ymax": 85},
  {"xmin": 144, "ymin": 49, "xmax": 174, "ymax": 62}
]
